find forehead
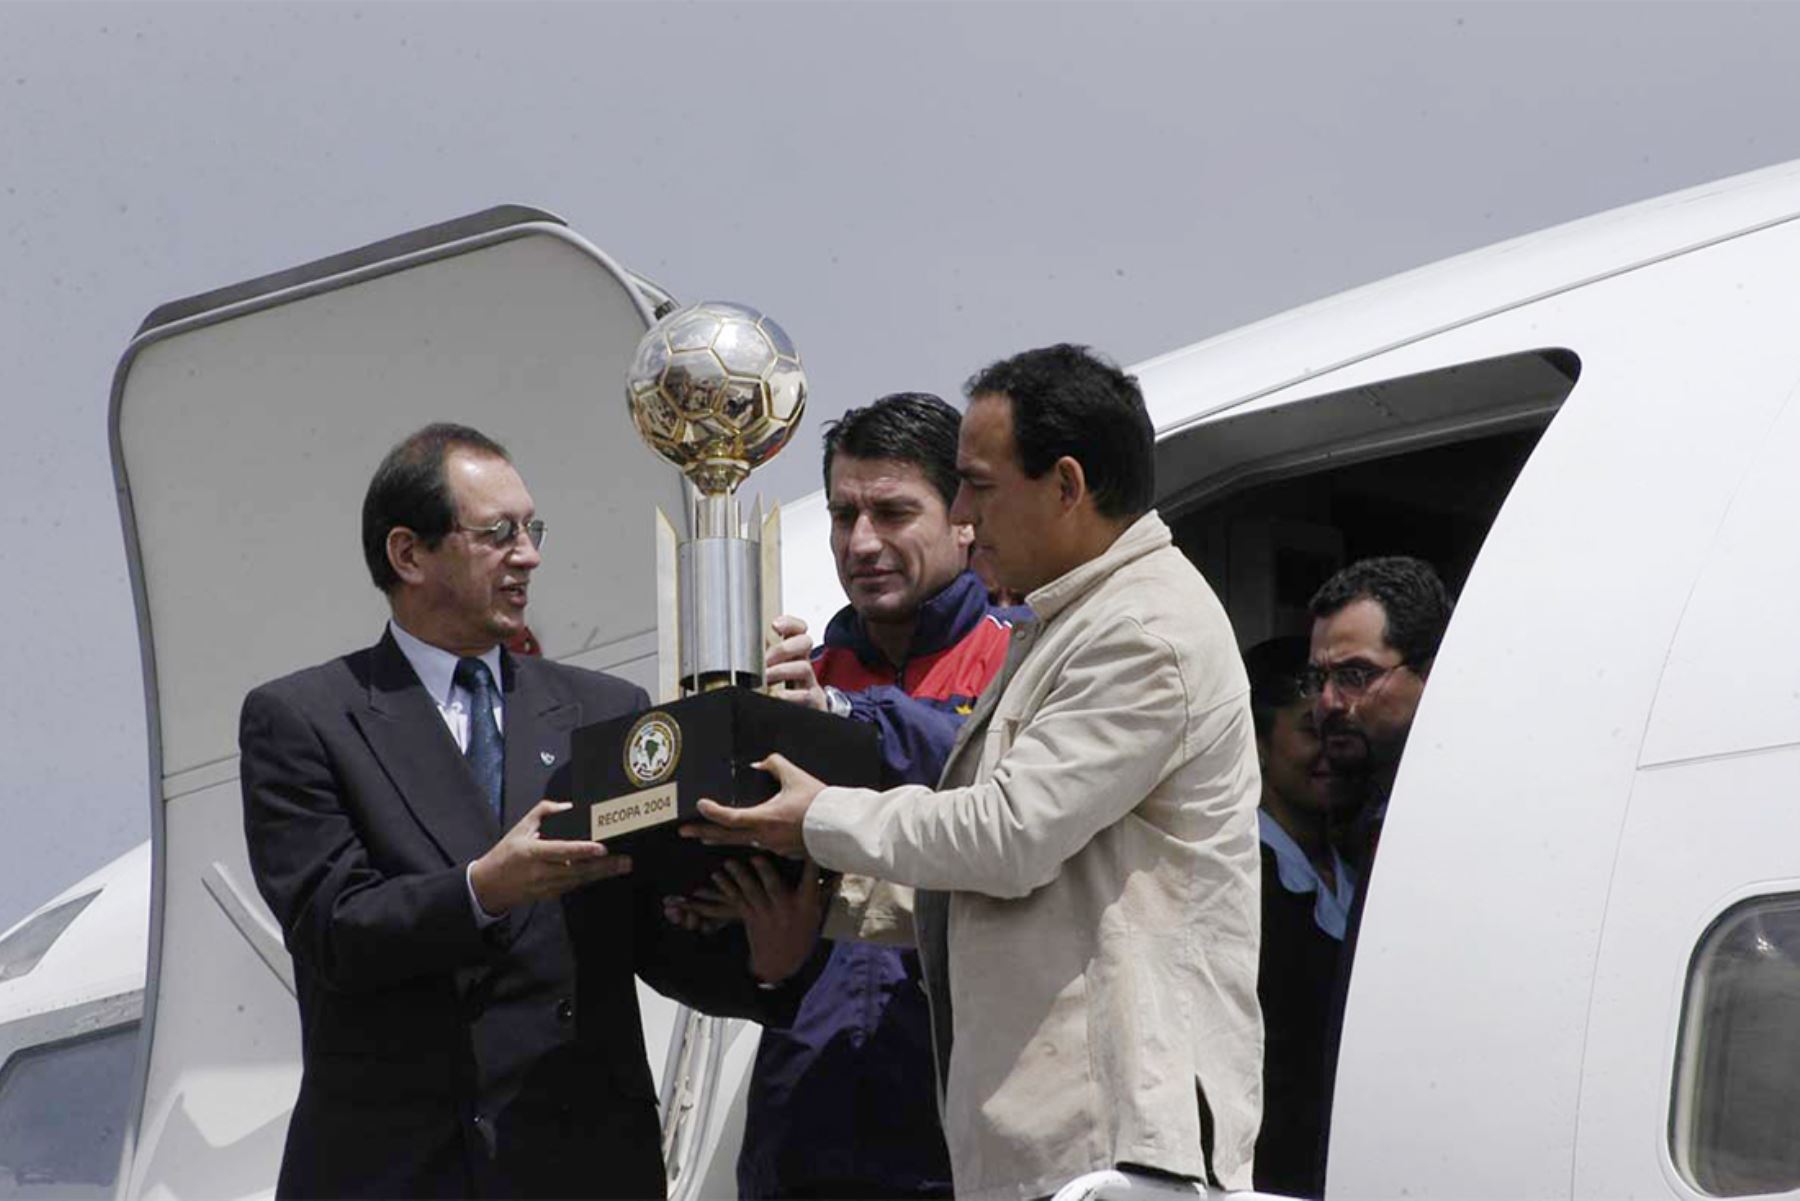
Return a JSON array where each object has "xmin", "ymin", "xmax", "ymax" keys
[
  {"xmin": 1310, "ymin": 597, "xmax": 1397, "ymax": 662},
  {"xmin": 445, "ymin": 449, "xmax": 531, "ymax": 518},
  {"xmin": 957, "ymin": 393, "xmax": 1015, "ymax": 465},
  {"xmin": 827, "ymin": 454, "xmax": 942, "ymax": 506}
]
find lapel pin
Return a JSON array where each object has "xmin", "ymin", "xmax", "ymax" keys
[{"xmin": 540, "ymin": 751, "xmax": 556, "ymax": 767}]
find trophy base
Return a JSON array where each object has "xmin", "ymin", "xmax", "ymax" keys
[{"xmin": 541, "ymin": 686, "xmax": 881, "ymax": 893}]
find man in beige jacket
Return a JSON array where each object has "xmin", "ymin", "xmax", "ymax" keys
[{"xmin": 688, "ymin": 344, "xmax": 1263, "ymax": 1201}]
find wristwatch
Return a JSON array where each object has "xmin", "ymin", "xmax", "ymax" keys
[{"xmin": 822, "ymin": 685, "xmax": 853, "ymax": 719}]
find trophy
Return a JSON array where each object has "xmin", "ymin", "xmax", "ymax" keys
[{"xmin": 542, "ymin": 302, "xmax": 879, "ymax": 885}]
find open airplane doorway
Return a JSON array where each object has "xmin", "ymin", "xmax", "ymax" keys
[
  {"xmin": 1152, "ymin": 346, "xmax": 1581, "ymax": 1193},
  {"xmin": 1160, "ymin": 348, "xmax": 1581, "ymax": 651}
]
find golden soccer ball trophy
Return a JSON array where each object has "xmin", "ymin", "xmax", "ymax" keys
[
  {"xmin": 623, "ymin": 302, "xmax": 808, "ymax": 700},
  {"xmin": 626, "ymin": 302, "xmax": 807, "ymax": 496},
  {"xmin": 551, "ymin": 302, "xmax": 871, "ymax": 1146}
]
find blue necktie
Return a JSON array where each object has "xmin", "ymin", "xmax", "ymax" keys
[{"xmin": 454, "ymin": 657, "xmax": 504, "ymax": 822}]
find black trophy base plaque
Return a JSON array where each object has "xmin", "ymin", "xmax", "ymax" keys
[{"xmin": 541, "ymin": 686, "xmax": 880, "ymax": 893}]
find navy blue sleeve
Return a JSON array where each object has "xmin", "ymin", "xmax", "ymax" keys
[{"xmin": 844, "ymin": 685, "xmax": 968, "ymax": 788}]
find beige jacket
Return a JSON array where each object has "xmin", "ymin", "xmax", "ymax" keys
[{"xmin": 805, "ymin": 512, "xmax": 1263, "ymax": 1201}]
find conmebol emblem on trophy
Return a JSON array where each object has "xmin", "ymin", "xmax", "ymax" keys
[{"xmin": 544, "ymin": 301, "xmax": 878, "ymax": 883}]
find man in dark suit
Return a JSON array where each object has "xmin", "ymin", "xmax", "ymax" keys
[{"xmin": 241, "ymin": 423, "xmax": 812, "ymax": 1199}]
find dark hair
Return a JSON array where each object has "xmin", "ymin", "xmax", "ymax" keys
[
  {"xmin": 1244, "ymin": 635, "xmax": 1312, "ymax": 740},
  {"xmin": 361, "ymin": 423, "xmax": 510, "ymax": 592},
  {"xmin": 1308, "ymin": 556, "xmax": 1453, "ymax": 669},
  {"xmin": 820, "ymin": 392, "xmax": 962, "ymax": 506},
  {"xmin": 963, "ymin": 343, "xmax": 1154, "ymax": 519}
]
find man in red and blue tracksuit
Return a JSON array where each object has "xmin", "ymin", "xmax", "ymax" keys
[{"xmin": 742, "ymin": 392, "xmax": 1027, "ymax": 1199}]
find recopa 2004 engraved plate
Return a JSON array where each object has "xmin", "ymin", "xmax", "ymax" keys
[{"xmin": 588, "ymin": 784, "xmax": 679, "ymax": 840}]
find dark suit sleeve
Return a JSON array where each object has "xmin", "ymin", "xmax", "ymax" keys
[{"xmin": 241, "ymin": 685, "xmax": 497, "ymax": 992}]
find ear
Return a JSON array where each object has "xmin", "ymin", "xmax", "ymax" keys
[
  {"xmin": 1053, "ymin": 456, "xmax": 1087, "ymax": 512},
  {"xmin": 953, "ymin": 523, "xmax": 975, "ymax": 551},
  {"xmin": 387, "ymin": 527, "xmax": 427, "ymax": 587}
]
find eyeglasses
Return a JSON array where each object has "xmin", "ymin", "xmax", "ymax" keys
[
  {"xmin": 1299, "ymin": 659, "xmax": 1406, "ymax": 700},
  {"xmin": 457, "ymin": 517, "xmax": 547, "ymax": 551}
]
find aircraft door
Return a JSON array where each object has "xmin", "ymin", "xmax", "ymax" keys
[{"xmin": 110, "ymin": 209, "xmax": 686, "ymax": 1199}]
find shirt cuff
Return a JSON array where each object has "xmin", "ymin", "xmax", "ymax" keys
[{"xmin": 466, "ymin": 863, "xmax": 502, "ymax": 927}]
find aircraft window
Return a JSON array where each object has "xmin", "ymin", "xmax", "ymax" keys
[
  {"xmin": 0, "ymin": 1022, "xmax": 139, "ymax": 1197},
  {"xmin": 0, "ymin": 892, "xmax": 97, "ymax": 984},
  {"xmin": 1670, "ymin": 893, "xmax": 1800, "ymax": 1197}
]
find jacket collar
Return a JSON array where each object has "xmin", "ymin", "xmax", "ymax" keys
[
  {"xmin": 1024, "ymin": 511, "xmax": 1171, "ymax": 624},
  {"xmin": 822, "ymin": 570, "xmax": 995, "ymax": 668}
]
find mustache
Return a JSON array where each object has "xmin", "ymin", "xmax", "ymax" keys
[{"xmin": 1317, "ymin": 713, "xmax": 1366, "ymax": 743}]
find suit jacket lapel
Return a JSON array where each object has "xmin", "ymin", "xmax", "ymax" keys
[
  {"xmin": 351, "ymin": 631, "xmax": 499, "ymax": 867},
  {"xmin": 501, "ymin": 652, "xmax": 580, "ymax": 828}
]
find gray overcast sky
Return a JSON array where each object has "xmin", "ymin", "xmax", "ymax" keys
[{"xmin": 3, "ymin": 0, "xmax": 1798, "ymax": 929}]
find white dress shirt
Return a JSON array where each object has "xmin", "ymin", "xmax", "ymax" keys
[
  {"xmin": 389, "ymin": 620, "xmax": 506, "ymax": 923},
  {"xmin": 389, "ymin": 619, "xmax": 506, "ymax": 746}
]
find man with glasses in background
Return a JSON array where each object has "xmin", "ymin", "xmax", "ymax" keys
[
  {"xmin": 240, "ymin": 423, "xmax": 811, "ymax": 1200},
  {"xmin": 1305, "ymin": 555, "xmax": 1452, "ymax": 1179},
  {"xmin": 1304, "ymin": 555, "xmax": 1453, "ymax": 872}
]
